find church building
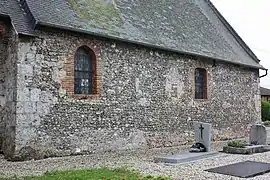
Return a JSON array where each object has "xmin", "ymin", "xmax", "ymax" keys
[{"xmin": 0, "ymin": 0, "xmax": 266, "ymax": 160}]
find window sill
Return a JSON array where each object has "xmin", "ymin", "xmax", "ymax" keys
[
  {"xmin": 70, "ymin": 94, "xmax": 100, "ymax": 100},
  {"xmin": 194, "ymin": 97, "xmax": 211, "ymax": 101}
]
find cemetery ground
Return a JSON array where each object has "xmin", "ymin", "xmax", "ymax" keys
[
  {"xmin": 0, "ymin": 168, "xmax": 170, "ymax": 180},
  {"xmin": 1, "ymin": 140, "xmax": 270, "ymax": 180}
]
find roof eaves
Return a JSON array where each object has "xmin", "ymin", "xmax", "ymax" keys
[
  {"xmin": 207, "ymin": 0, "xmax": 260, "ymax": 63},
  {"xmin": 36, "ymin": 21, "xmax": 266, "ymax": 70},
  {"xmin": 0, "ymin": 14, "xmax": 19, "ymax": 35},
  {"xmin": 0, "ymin": 13, "xmax": 11, "ymax": 21},
  {"xmin": 18, "ymin": 32, "xmax": 38, "ymax": 37}
]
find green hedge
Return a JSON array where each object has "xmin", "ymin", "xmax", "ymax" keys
[{"xmin": 261, "ymin": 101, "xmax": 270, "ymax": 122}]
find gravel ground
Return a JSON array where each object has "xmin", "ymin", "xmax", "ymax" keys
[{"xmin": 1, "ymin": 141, "xmax": 270, "ymax": 180}]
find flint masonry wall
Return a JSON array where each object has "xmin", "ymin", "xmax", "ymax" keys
[
  {"xmin": 13, "ymin": 30, "xmax": 261, "ymax": 160},
  {"xmin": 0, "ymin": 23, "xmax": 18, "ymax": 156},
  {"xmin": 0, "ymin": 22, "xmax": 7, "ymax": 151}
]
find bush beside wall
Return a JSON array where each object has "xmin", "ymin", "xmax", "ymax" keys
[{"xmin": 261, "ymin": 101, "xmax": 270, "ymax": 122}]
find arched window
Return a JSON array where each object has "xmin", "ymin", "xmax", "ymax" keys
[
  {"xmin": 195, "ymin": 68, "xmax": 207, "ymax": 99},
  {"xmin": 74, "ymin": 46, "xmax": 95, "ymax": 94}
]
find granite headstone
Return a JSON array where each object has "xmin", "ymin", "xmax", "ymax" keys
[
  {"xmin": 193, "ymin": 122, "xmax": 212, "ymax": 152},
  {"xmin": 249, "ymin": 124, "xmax": 267, "ymax": 145}
]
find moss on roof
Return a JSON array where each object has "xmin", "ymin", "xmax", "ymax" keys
[
  {"xmin": 14, "ymin": 0, "xmax": 264, "ymax": 69},
  {"xmin": 67, "ymin": 0, "xmax": 123, "ymax": 30}
]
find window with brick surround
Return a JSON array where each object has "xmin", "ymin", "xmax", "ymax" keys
[
  {"xmin": 195, "ymin": 68, "xmax": 207, "ymax": 99},
  {"xmin": 74, "ymin": 46, "xmax": 96, "ymax": 94}
]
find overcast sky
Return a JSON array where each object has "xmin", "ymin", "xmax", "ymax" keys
[{"xmin": 212, "ymin": 0, "xmax": 270, "ymax": 88}]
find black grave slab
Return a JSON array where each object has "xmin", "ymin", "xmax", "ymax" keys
[{"xmin": 205, "ymin": 161, "xmax": 270, "ymax": 178}]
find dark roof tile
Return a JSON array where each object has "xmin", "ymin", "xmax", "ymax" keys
[
  {"xmin": 0, "ymin": 0, "xmax": 35, "ymax": 35},
  {"xmin": 0, "ymin": 0, "xmax": 265, "ymax": 69}
]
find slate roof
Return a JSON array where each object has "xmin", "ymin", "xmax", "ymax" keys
[
  {"xmin": 0, "ymin": 0, "xmax": 35, "ymax": 35},
  {"xmin": 261, "ymin": 87, "xmax": 270, "ymax": 96},
  {"xmin": 0, "ymin": 0, "xmax": 265, "ymax": 69}
]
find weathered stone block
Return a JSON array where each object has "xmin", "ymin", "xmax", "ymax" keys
[
  {"xmin": 30, "ymin": 88, "xmax": 41, "ymax": 101},
  {"xmin": 35, "ymin": 54, "xmax": 44, "ymax": 62},
  {"xmin": 17, "ymin": 102, "xmax": 37, "ymax": 114},
  {"xmin": 6, "ymin": 89, "xmax": 14, "ymax": 102},
  {"xmin": 17, "ymin": 75, "xmax": 26, "ymax": 88},
  {"xmin": 17, "ymin": 42, "xmax": 31, "ymax": 62},
  {"xmin": 16, "ymin": 113, "xmax": 28, "ymax": 127},
  {"xmin": 24, "ymin": 102, "xmax": 37, "ymax": 113},
  {"xmin": 36, "ymin": 102, "xmax": 50, "ymax": 115},
  {"xmin": 17, "ymin": 88, "xmax": 31, "ymax": 102},
  {"xmin": 39, "ymin": 91, "xmax": 54, "ymax": 103},
  {"xmin": 16, "ymin": 102, "xmax": 25, "ymax": 114},
  {"xmin": 26, "ymin": 53, "xmax": 35, "ymax": 62},
  {"xmin": 17, "ymin": 64, "xmax": 33, "ymax": 76},
  {"xmin": 15, "ymin": 127, "xmax": 36, "ymax": 148}
]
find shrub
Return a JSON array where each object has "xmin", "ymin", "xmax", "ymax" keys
[
  {"xmin": 261, "ymin": 101, "xmax": 270, "ymax": 122},
  {"xmin": 227, "ymin": 140, "xmax": 245, "ymax": 148},
  {"xmin": 263, "ymin": 120, "xmax": 270, "ymax": 126}
]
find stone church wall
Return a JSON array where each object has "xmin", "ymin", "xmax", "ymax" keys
[
  {"xmin": 0, "ymin": 23, "xmax": 18, "ymax": 156},
  {"xmin": 12, "ymin": 30, "xmax": 261, "ymax": 160},
  {"xmin": 0, "ymin": 22, "xmax": 7, "ymax": 151}
]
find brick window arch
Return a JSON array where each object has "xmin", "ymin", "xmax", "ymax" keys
[
  {"xmin": 74, "ymin": 46, "xmax": 96, "ymax": 94},
  {"xmin": 195, "ymin": 68, "xmax": 207, "ymax": 99}
]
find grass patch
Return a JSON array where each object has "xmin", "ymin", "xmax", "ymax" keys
[
  {"xmin": 227, "ymin": 140, "xmax": 246, "ymax": 148},
  {"xmin": 0, "ymin": 168, "xmax": 171, "ymax": 180}
]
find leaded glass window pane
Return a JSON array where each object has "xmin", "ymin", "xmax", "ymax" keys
[
  {"xmin": 195, "ymin": 68, "xmax": 207, "ymax": 99},
  {"xmin": 74, "ymin": 47, "xmax": 93, "ymax": 94}
]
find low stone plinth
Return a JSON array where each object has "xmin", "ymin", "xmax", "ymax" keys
[{"xmin": 223, "ymin": 145, "xmax": 270, "ymax": 155}]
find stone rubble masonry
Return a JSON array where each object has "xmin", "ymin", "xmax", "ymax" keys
[
  {"xmin": 0, "ymin": 22, "xmax": 6, "ymax": 151},
  {"xmin": 1, "ymin": 27, "xmax": 262, "ymax": 160},
  {"xmin": 0, "ymin": 23, "xmax": 18, "ymax": 157},
  {"xmin": 0, "ymin": 22, "xmax": 7, "ymax": 152}
]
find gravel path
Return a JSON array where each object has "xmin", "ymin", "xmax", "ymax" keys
[{"xmin": 1, "ymin": 141, "xmax": 270, "ymax": 180}]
